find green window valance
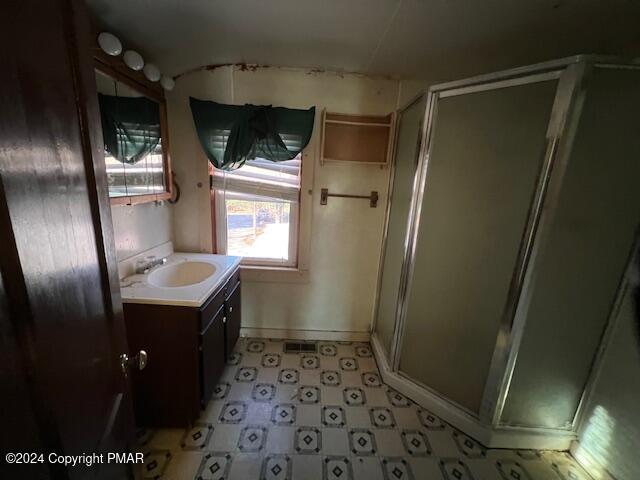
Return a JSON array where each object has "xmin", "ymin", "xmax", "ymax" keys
[
  {"xmin": 189, "ymin": 98, "xmax": 315, "ymax": 170},
  {"xmin": 98, "ymin": 93, "xmax": 161, "ymax": 164}
]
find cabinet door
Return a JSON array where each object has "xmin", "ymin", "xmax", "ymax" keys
[
  {"xmin": 201, "ymin": 306, "xmax": 226, "ymax": 404},
  {"xmin": 225, "ymin": 281, "xmax": 241, "ymax": 359}
]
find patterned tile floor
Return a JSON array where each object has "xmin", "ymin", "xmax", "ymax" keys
[{"xmin": 135, "ymin": 338, "xmax": 593, "ymax": 480}]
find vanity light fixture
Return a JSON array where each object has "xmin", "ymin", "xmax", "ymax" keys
[
  {"xmin": 160, "ymin": 76, "xmax": 175, "ymax": 91},
  {"xmin": 97, "ymin": 32, "xmax": 122, "ymax": 56},
  {"xmin": 143, "ymin": 63, "xmax": 161, "ymax": 82},
  {"xmin": 123, "ymin": 50, "xmax": 144, "ymax": 71}
]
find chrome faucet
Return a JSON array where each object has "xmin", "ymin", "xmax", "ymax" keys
[{"xmin": 135, "ymin": 256, "xmax": 167, "ymax": 274}]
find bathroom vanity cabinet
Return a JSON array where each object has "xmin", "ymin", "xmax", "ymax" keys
[{"xmin": 123, "ymin": 267, "xmax": 240, "ymax": 427}]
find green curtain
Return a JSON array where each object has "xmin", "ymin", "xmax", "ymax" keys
[
  {"xmin": 190, "ymin": 98, "xmax": 315, "ymax": 170},
  {"xmin": 98, "ymin": 93, "xmax": 161, "ymax": 164}
]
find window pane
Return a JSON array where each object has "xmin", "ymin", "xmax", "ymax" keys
[{"xmin": 225, "ymin": 195, "xmax": 292, "ymax": 262}]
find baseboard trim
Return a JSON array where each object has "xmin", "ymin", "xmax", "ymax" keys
[
  {"xmin": 240, "ymin": 327, "xmax": 370, "ymax": 342},
  {"xmin": 370, "ymin": 332, "xmax": 575, "ymax": 450}
]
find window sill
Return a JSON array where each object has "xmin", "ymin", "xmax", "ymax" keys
[{"xmin": 240, "ymin": 265, "xmax": 310, "ymax": 284}]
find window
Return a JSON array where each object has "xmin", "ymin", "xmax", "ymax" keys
[{"xmin": 213, "ymin": 155, "xmax": 302, "ymax": 268}]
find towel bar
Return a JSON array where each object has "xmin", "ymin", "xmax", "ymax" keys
[{"xmin": 320, "ymin": 188, "xmax": 378, "ymax": 208}]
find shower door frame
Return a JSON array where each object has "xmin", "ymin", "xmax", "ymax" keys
[
  {"xmin": 371, "ymin": 92, "xmax": 428, "ymax": 348},
  {"xmin": 386, "ymin": 56, "xmax": 588, "ymax": 425}
]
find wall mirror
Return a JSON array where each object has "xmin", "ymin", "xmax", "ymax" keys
[{"xmin": 94, "ymin": 63, "xmax": 172, "ymax": 205}]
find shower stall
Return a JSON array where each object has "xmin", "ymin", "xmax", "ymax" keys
[{"xmin": 372, "ymin": 56, "xmax": 640, "ymax": 449}]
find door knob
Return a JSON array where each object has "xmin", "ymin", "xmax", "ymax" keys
[
  {"xmin": 119, "ymin": 350, "xmax": 149, "ymax": 377},
  {"xmin": 136, "ymin": 350, "xmax": 148, "ymax": 370}
]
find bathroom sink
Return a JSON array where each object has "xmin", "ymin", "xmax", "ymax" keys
[{"xmin": 147, "ymin": 261, "xmax": 216, "ymax": 288}]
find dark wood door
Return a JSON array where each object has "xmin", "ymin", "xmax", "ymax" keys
[
  {"xmin": 0, "ymin": 0, "xmax": 134, "ymax": 478},
  {"xmin": 201, "ymin": 306, "xmax": 226, "ymax": 404},
  {"xmin": 225, "ymin": 282, "xmax": 242, "ymax": 359}
]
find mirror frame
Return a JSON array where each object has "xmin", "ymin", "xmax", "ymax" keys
[{"xmin": 93, "ymin": 46, "xmax": 173, "ymax": 205}]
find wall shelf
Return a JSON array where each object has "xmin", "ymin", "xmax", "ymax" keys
[{"xmin": 320, "ymin": 110, "xmax": 396, "ymax": 166}]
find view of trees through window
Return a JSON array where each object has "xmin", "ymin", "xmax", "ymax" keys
[{"xmin": 225, "ymin": 196, "xmax": 292, "ymax": 261}]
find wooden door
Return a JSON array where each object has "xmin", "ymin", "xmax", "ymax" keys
[{"xmin": 0, "ymin": 0, "xmax": 135, "ymax": 478}]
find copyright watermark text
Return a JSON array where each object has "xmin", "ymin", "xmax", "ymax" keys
[{"xmin": 5, "ymin": 452, "xmax": 144, "ymax": 467}]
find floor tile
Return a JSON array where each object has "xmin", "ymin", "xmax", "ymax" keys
[
  {"xmin": 292, "ymin": 454, "xmax": 323, "ymax": 480},
  {"xmin": 452, "ymin": 430, "xmax": 487, "ymax": 458},
  {"xmin": 374, "ymin": 429, "xmax": 405, "ymax": 457},
  {"xmin": 278, "ymin": 368, "xmax": 300, "ymax": 385},
  {"xmin": 340, "ymin": 358, "xmax": 359, "ymax": 371},
  {"xmin": 261, "ymin": 454, "xmax": 292, "ymax": 480},
  {"xmin": 417, "ymin": 408, "xmax": 447, "ymax": 430},
  {"xmin": 361, "ymin": 372, "xmax": 382, "ymax": 388},
  {"xmin": 301, "ymin": 355, "xmax": 320, "ymax": 370},
  {"xmin": 208, "ymin": 424, "xmax": 242, "ymax": 451},
  {"xmin": 247, "ymin": 340, "xmax": 266, "ymax": 353},
  {"xmin": 161, "ymin": 450, "xmax": 203, "ymax": 480},
  {"xmin": 219, "ymin": 401, "xmax": 249, "ymax": 424},
  {"xmin": 438, "ymin": 458, "xmax": 475, "ymax": 480},
  {"xmin": 297, "ymin": 404, "xmax": 322, "ymax": 426},
  {"xmin": 380, "ymin": 457, "xmax": 415, "ymax": 480},
  {"xmin": 320, "ymin": 386, "xmax": 344, "ymax": 405},
  {"xmin": 345, "ymin": 406, "xmax": 372, "ymax": 428},
  {"xmin": 148, "ymin": 429, "xmax": 183, "ymax": 450},
  {"xmin": 348, "ymin": 428, "xmax": 377, "ymax": 456},
  {"xmin": 369, "ymin": 407, "xmax": 396, "ymax": 429},
  {"xmin": 385, "ymin": 388, "xmax": 411, "ymax": 408},
  {"xmin": 141, "ymin": 450, "xmax": 171, "ymax": 479},
  {"xmin": 227, "ymin": 382, "xmax": 252, "ymax": 401},
  {"xmin": 139, "ymin": 337, "xmax": 591, "ymax": 480},
  {"xmin": 319, "ymin": 343, "xmax": 337, "ymax": 356},
  {"xmin": 238, "ymin": 425, "xmax": 268, "ymax": 453},
  {"xmin": 321, "ymin": 405, "xmax": 346, "ymax": 428},
  {"xmin": 262, "ymin": 353, "xmax": 282, "ymax": 368},
  {"xmin": 299, "ymin": 385, "xmax": 321, "ymax": 404},
  {"xmin": 365, "ymin": 387, "xmax": 392, "ymax": 406},
  {"xmin": 321, "ymin": 428, "xmax": 349, "ymax": 456},
  {"xmin": 252, "ymin": 383, "xmax": 277, "ymax": 402},
  {"xmin": 295, "ymin": 426, "xmax": 322, "ymax": 454},
  {"xmin": 235, "ymin": 366, "xmax": 258, "ymax": 382},
  {"xmin": 343, "ymin": 387, "xmax": 366, "ymax": 406},
  {"xmin": 272, "ymin": 403, "xmax": 297, "ymax": 425},
  {"xmin": 400, "ymin": 429, "xmax": 432, "ymax": 457},
  {"xmin": 340, "ymin": 371, "xmax": 362, "ymax": 387},
  {"xmin": 320, "ymin": 370, "xmax": 342, "ymax": 386},
  {"xmin": 323, "ymin": 456, "xmax": 353, "ymax": 480},
  {"xmin": 181, "ymin": 423, "xmax": 214, "ymax": 450},
  {"xmin": 228, "ymin": 452, "xmax": 263, "ymax": 480},
  {"xmin": 427, "ymin": 430, "xmax": 461, "ymax": 457},
  {"xmin": 352, "ymin": 456, "xmax": 384, "ymax": 480},
  {"xmin": 392, "ymin": 407, "xmax": 422, "ymax": 430},
  {"xmin": 406, "ymin": 457, "xmax": 442, "ymax": 480},
  {"xmin": 266, "ymin": 426, "xmax": 295, "ymax": 454}
]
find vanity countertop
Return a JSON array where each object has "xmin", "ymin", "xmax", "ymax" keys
[{"xmin": 120, "ymin": 252, "xmax": 241, "ymax": 307}]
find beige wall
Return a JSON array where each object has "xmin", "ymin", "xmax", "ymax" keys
[
  {"xmin": 167, "ymin": 66, "xmax": 409, "ymax": 334},
  {"xmin": 111, "ymin": 202, "xmax": 173, "ymax": 262}
]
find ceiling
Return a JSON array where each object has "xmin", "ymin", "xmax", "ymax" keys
[{"xmin": 87, "ymin": 0, "xmax": 640, "ymax": 81}]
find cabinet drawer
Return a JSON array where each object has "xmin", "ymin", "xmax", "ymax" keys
[
  {"xmin": 224, "ymin": 268, "xmax": 241, "ymax": 298},
  {"xmin": 200, "ymin": 287, "xmax": 225, "ymax": 332}
]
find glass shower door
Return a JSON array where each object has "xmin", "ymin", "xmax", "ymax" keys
[
  {"xmin": 397, "ymin": 78, "xmax": 559, "ymax": 415},
  {"xmin": 374, "ymin": 96, "xmax": 426, "ymax": 356}
]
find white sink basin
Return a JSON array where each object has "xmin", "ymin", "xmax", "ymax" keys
[{"xmin": 148, "ymin": 261, "xmax": 216, "ymax": 288}]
